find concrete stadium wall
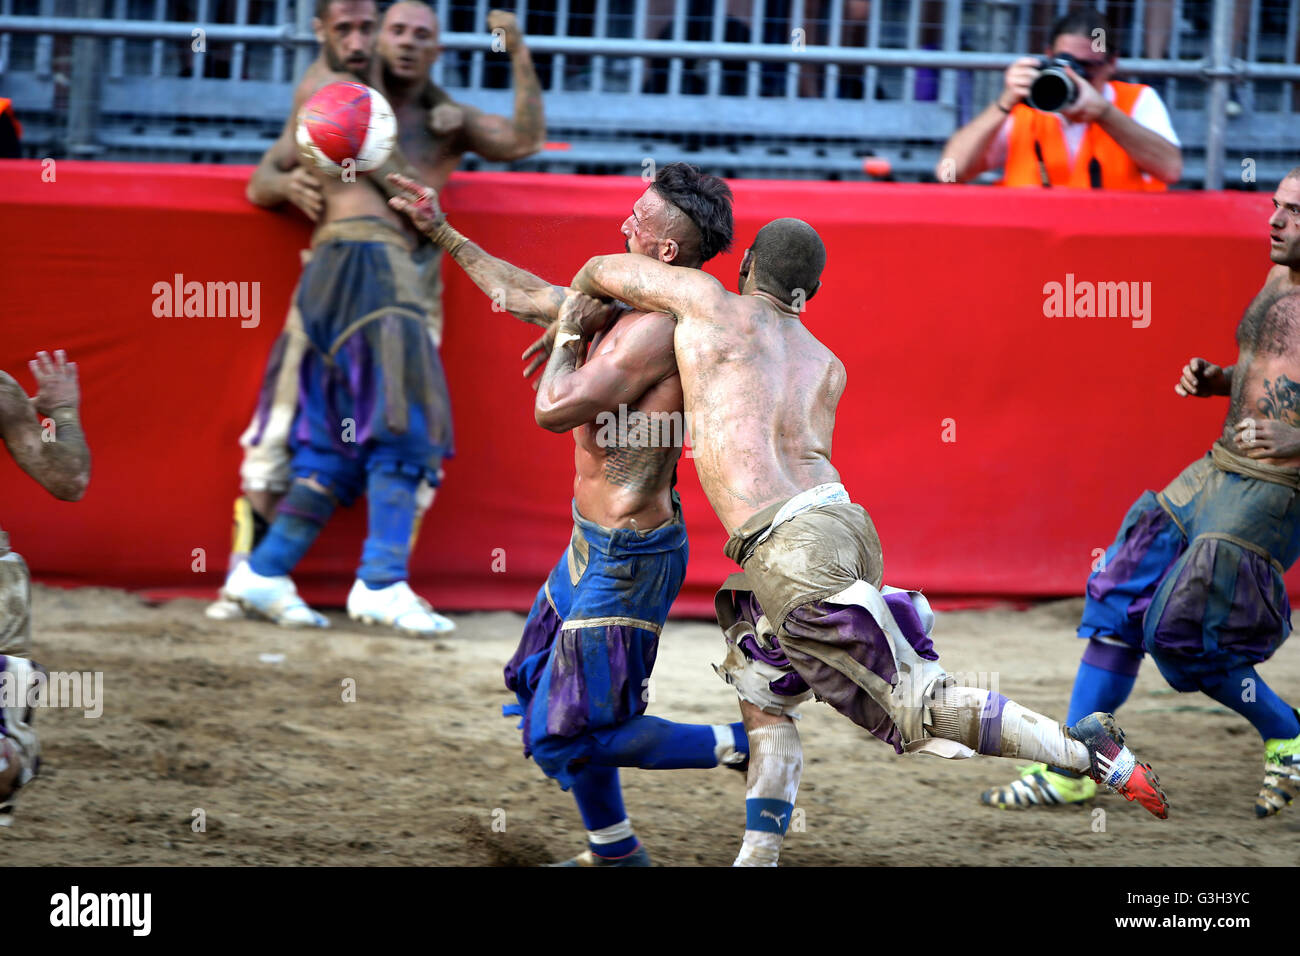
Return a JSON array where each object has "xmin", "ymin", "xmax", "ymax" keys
[{"xmin": 0, "ymin": 160, "xmax": 1289, "ymax": 616}]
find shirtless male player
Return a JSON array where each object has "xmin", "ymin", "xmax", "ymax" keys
[
  {"xmin": 388, "ymin": 163, "xmax": 750, "ymax": 866},
  {"xmin": 982, "ymin": 170, "xmax": 1300, "ymax": 819},
  {"xmin": 570, "ymin": 219, "xmax": 1170, "ymax": 866},
  {"xmin": 211, "ymin": 0, "xmax": 545, "ymax": 632},
  {"xmin": 0, "ymin": 350, "xmax": 90, "ymax": 825}
]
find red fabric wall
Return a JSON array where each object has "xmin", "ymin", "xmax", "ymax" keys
[{"xmin": 0, "ymin": 160, "xmax": 1289, "ymax": 616}]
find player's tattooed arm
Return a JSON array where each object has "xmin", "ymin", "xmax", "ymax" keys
[
  {"xmin": 0, "ymin": 352, "xmax": 90, "ymax": 502},
  {"xmin": 572, "ymin": 254, "xmax": 729, "ymax": 325},
  {"xmin": 456, "ymin": 10, "xmax": 546, "ymax": 161},
  {"xmin": 535, "ymin": 295, "xmax": 674, "ymax": 432}
]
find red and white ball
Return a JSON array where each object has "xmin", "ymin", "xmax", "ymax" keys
[{"xmin": 295, "ymin": 81, "xmax": 396, "ymax": 176}]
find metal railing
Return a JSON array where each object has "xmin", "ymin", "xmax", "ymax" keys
[{"xmin": 2, "ymin": 0, "xmax": 1298, "ymax": 186}]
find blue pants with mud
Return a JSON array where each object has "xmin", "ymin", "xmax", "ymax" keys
[
  {"xmin": 1079, "ymin": 448, "xmax": 1300, "ymax": 692},
  {"xmin": 503, "ymin": 500, "xmax": 692, "ymax": 791}
]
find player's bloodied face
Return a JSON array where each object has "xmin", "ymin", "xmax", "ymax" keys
[
  {"xmin": 379, "ymin": 2, "xmax": 440, "ymax": 81},
  {"xmin": 1268, "ymin": 177, "xmax": 1300, "ymax": 267},
  {"xmin": 316, "ymin": 0, "xmax": 378, "ymax": 77},
  {"xmin": 622, "ymin": 188, "xmax": 675, "ymax": 261}
]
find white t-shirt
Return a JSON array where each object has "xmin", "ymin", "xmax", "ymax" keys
[{"xmin": 982, "ymin": 82, "xmax": 1181, "ymax": 171}]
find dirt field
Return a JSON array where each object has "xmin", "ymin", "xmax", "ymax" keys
[{"xmin": 4, "ymin": 584, "xmax": 1298, "ymax": 866}]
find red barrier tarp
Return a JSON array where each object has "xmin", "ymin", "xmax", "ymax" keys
[{"xmin": 0, "ymin": 160, "xmax": 1286, "ymax": 616}]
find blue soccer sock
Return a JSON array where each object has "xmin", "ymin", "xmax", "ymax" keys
[
  {"xmin": 359, "ymin": 469, "xmax": 420, "ymax": 589},
  {"xmin": 569, "ymin": 764, "xmax": 639, "ymax": 859},
  {"xmin": 249, "ymin": 481, "xmax": 335, "ymax": 578},
  {"xmin": 1049, "ymin": 639, "xmax": 1142, "ymax": 777},
  {"xmin": 588, "ymin": 716, "xmax": 747, "ymax": 770},
  {"xmin": 1066, "ymin": 639, "xmax": 1143, "ymax": 724},
  {"xmin": 1200, "ymin": 667, "xmax": 1300, "ymax": 742}
]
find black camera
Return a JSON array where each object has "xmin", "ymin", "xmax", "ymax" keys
[{"xmin": 1026, "ymin": 52, "xmax": 1094, "ymax": 112}]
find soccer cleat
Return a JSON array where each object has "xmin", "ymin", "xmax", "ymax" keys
[
  {"xmin": 980, "ymin": 763, "xmax": 1096, "ymax": 810},
  {"xmin": 221, "ymin": 561, "xmax": 329, "ymax": 629},
  {"xmin": 346, "ymin": 580, "xmax": 455, "ymax": 636},
  {"xmin": 725, "ymin": 753, "xmax": 750, "ymax": 775},
  {"xmin": 546, "ymin": 845, "xmax": 652, "ymax": 867},
  {"xmin": 204, "ymin": 595, "xmax": 248, "ymax": 621},
  {"xmin": 1254, "ymin": 733, "xmax": 1300, "ymax": 818},
  {"xmin": 1068, "ymin": 712, "xmax": 1169, "ymax": 820}
]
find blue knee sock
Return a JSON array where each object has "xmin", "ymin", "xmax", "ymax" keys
[
  {"xmin": 588, "ymin": 716, "xmax": 747, "ymax": 770},
  {"xmin": 249, "ymin": 482, "xmax": 335, "ymax": 578},
  {"xmin": 1066, "ymin": 640, "xmax": 1143, "ymax": 725},
  {"xmin": 1200, "ymin": 667, "xmax": 1300, "ymax": 742},
  {"xmin": 569, "ymin": 764, "xmax": 639, "ymax": 859},
  {"xmin": 359, "ymin": 469, "xmax": 419, "ymax": 589},
  {"xmin": 1049, "ymin": 639, "xmax": 1142, "ymax": 777}
]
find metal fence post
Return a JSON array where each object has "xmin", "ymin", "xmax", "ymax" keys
[
  {"xmin": 67, "ymin": 0, "xmax": 103, "ymax": 156},
  {"xmin": 977, "ymin": 0, "xmax": 1017, "ymax": 115},
  {"xmin": 293, "ymin": 0, "xmax": 313, "ymax": 81},
  {"xmin": 1203, "ymin": 0, "xmax": 1235, "ymax": 190}
]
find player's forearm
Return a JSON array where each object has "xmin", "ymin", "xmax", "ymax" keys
[
  {"xmin": 938, "ymin": 100, "xmax": 1008, "ymax": 183},
  {"xmin": 246, "ymin": 160, "xmax": 293, "ymax": 207},
  {"xmin": 1096, "ymin": 105, "xmax": 1182, "ymax": 184},
  {"xmin": 449, "ymin": 238, "xmax": 565, "ymax": 327},
  {"xmin": 507, "ymin": 45, "xmax": 546, "ymax": 158},
  {"xmin": 35, "ymin": 408, "xmax": 90, "ymax": 501},
  {"xmin": 534, "ymin": 322, "xmax": 588, "ymax": 431}
]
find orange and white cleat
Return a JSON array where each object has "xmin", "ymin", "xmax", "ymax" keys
[{"xmin": 1068, "ymin": 712, "xmax": 1169, "ymax": 820}]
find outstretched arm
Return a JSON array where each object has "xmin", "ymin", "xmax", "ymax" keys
[
  {"xmin": 0, "ymin": 351, "xmax": 90, "ymax": 502},
  {"xmin": 534, "ymin": 294, "xmax": 675, "ymax": 432},
  {"xmin": 455, "ymin": 10, "xmax": 546, "ymax": 162},
  {"xmin": 571, "ymin": 253, "xmax": 728, "ymax": 321},
  {"xmin": 388, "ymin": 172, "xmax": 617, "ymax": 329}
]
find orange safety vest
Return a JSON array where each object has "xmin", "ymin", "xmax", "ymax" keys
[
  {"xmin": 0, "ymin": 98, "xmax": 21, "ymax": 138},
  {"xmin": 1001, "ymin": 80, "xmax": 1167, "ymax": 191}
]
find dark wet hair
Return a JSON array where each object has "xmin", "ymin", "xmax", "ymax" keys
[
  {"xmin": 651, "ymin": 162, "xmax": 735, "ymax": 266},
  {"xmin": 1050, "ymin": 9, "xmax": 1117, "ymax": 60},
  {"xmin": 749, "ymin": 218, "xmax": 826, "ymax": 304}
]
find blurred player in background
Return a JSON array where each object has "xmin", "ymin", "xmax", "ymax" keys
[
  {"xmin": 982, "ymin": 170, "xmax": 1300, "ymax": 818},
  {"xmin": 210, "ymin": 0, "xmax": 545, "ymax": 631},
  {"xmin": 388, "ymin": 163, "xmax": 750, "ymax": 866},
  {"xmin": 0, "ymin": 350, "xmax": 90, "ymax": 825},
  {"xmin": 572, "ymin": 220, "xmax": 1169, "ymax": 866}
]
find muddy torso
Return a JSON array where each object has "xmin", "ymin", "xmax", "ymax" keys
[
  {"xmin": 1224, "ymin": 268, "xmax": 1300, "ymax": 466},
  {"xmin": 674, "ymin": 296, "xmax": 843, "ymax": 536},
  {"xmin": 570, "ymin": 310, "xmax": 683, "ymax": 529}
]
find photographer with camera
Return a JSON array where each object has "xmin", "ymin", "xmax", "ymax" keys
[{"xmin": 937, "ymin": 10, "xmax": 1181, "ymax": 189}]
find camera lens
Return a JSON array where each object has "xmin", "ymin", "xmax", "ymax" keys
[{"xmin": 1028, "ymin": 69, "xmax": 1074, "ymax": 112}]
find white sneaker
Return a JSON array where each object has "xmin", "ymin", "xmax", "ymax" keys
[
  {"xmin": 346, "ymin": 580, "xmax": 456, "ymax": 636},
  {"xmin": 205, "ymin": 595, "xmax": 248, "ymax": 621},
  {"xmin": 222, "ymin": 561, "xmax": 329, "ymax": 629}
]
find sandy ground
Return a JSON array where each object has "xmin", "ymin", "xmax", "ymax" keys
[{"xmin": 3, "ymin": 584, "xmax": 1298, "ymax": 867}]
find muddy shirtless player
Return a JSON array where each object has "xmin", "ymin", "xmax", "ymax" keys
[
  {"xmin": 388, "ymin": 164, "xmax": 754, "ymax": 866},
  {"xmin": 212, "ymin": 0, "xmax": 545, "ymax": 632},
  {"xmin": 982, "ymin": 169, "xmax": 1300, "ymax": 820},
  {"xmin": 0, "ymin": 350, "xmax": 90, "ymax": 825},
  {"xmin": 571, "ymin": 219, "xmax": 1169, "ymax": 866}
]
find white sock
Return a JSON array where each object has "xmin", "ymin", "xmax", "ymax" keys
[
  {"xmin": 928, "ymin": 686, "xmax": 1090, "ymax": 772},
  {"xmin": 734, "ymin": 722, "xmax": 802, "ymax": 868}
]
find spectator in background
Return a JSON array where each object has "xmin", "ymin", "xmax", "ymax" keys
[{"xmin": 937, "ymin": 10, "xmax": 1181, "ymax": 189}]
